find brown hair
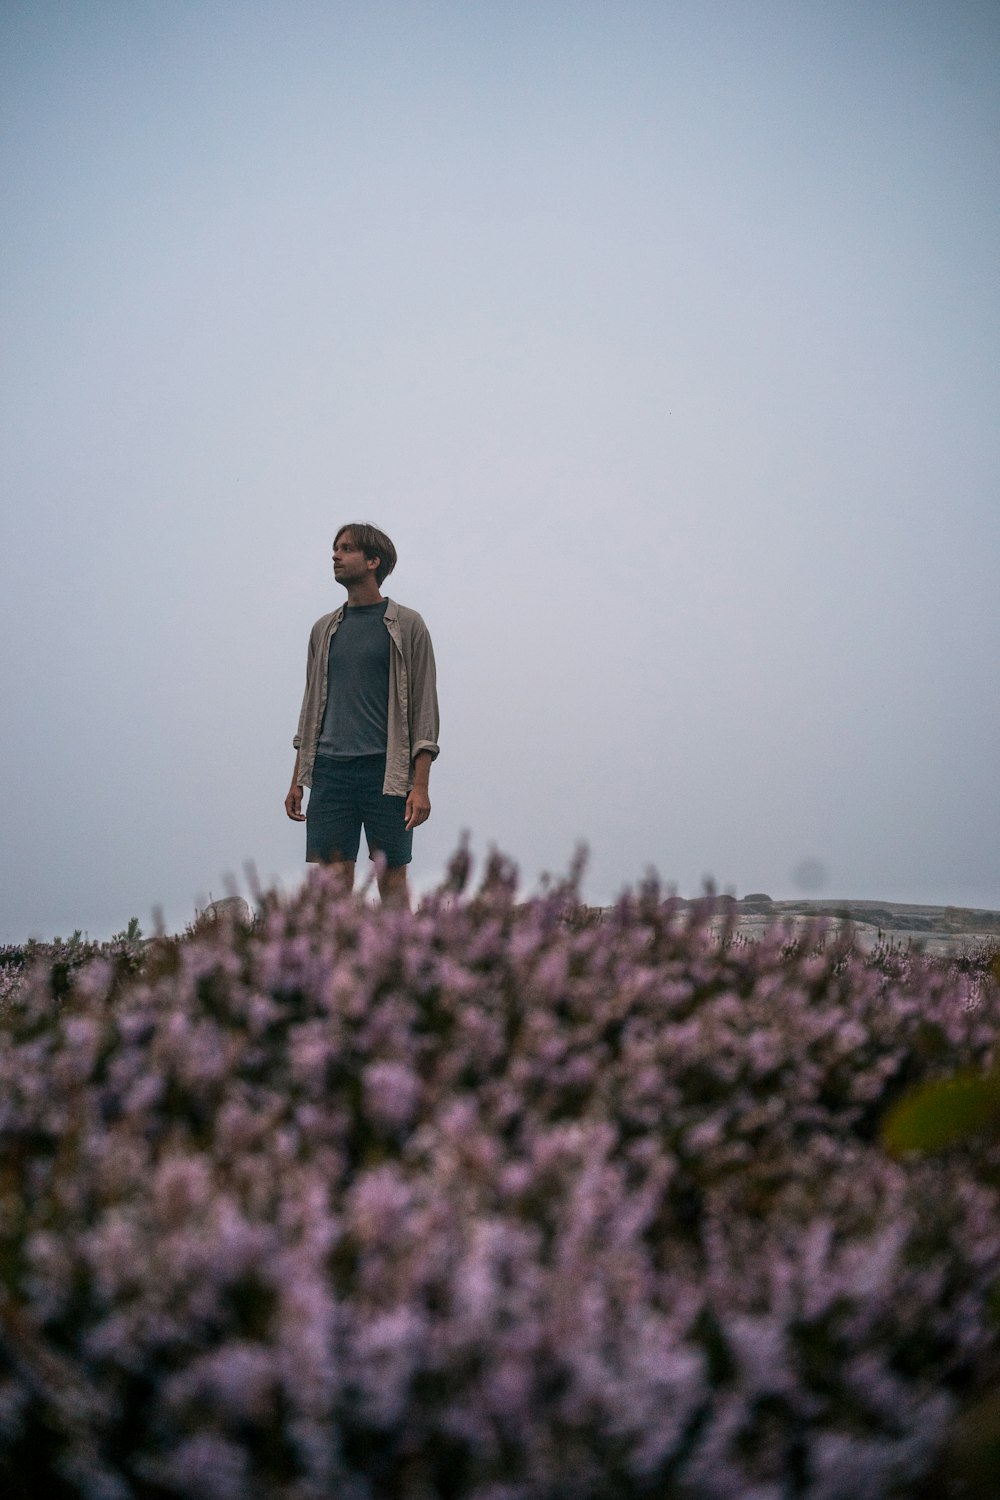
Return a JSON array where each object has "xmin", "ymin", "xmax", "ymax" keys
[{"xmin": 334, "ymin": 523, "xmax": 398, "ymax": 586}]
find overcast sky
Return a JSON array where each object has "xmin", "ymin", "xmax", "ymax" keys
[{"xmin": 2, "ymin": 0, "xmax": 998, "ymax": 940}]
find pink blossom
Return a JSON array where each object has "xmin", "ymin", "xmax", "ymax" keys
[{"xmin": 1, "ymin": 848, "xmax": 997, "ymax": 1496}]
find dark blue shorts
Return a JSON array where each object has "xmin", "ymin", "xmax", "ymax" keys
[{"xmin": 306, "ymin": 753, "xmax": 412, "ymax": 867}]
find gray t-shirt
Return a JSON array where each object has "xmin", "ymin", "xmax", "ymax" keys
[{"xmin": 316, "ymin": 600, "xmax": 390, "ymax": 757}]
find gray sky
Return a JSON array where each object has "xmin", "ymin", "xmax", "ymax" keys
[{"xmin": 2, "ymin": 0, "xmax": 998, "ymax": 941}]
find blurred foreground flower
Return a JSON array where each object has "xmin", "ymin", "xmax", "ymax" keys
[{"xmin": 0, "ymin": 849, "xmax": 998, "ymax": 1498}]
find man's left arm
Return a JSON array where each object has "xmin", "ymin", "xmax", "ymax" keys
[
  {"xmin": 405, "ymin": 749, "xmax": 433, "ymax": 830},
  {"xmin": 404, "ymin": 616, "xmax": 439, "ymax": 830}
]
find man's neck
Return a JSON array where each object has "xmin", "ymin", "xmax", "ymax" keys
[{"xmin": 344, "ymin": 580, "xmax": 384, "ymax": 608}]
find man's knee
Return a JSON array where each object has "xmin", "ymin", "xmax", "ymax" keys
[{"xmin": 310, "ymin": 857, "xmax": 356, "ymax": 892}]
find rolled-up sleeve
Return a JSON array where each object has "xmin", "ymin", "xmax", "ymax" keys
[
  {"xmin": 408, "ymin": 618, "xmax": 440, "ymax": 761},
  {"xmin": 292, "ymin": 630, "xmax": 316, "ymax": 750}
]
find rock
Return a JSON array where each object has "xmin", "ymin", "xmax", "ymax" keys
[{"xmin": 201, "ymin": 897, "xmax": 252, "ymax": 927}]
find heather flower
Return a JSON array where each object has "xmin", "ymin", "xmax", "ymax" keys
[
  {"xmin": 0, "ymin": 851, "xmax": 997, "ymax": 1497},
  {"xmin": 363, "ymin": 1059, "xmax": 422, "ymax": 1131}
]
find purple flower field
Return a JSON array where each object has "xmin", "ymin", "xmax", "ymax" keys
[{"xmin": 1, "ymin": 848, "xmax": 999, "ymax": 1499}]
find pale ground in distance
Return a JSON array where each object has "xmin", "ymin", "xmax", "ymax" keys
[
  {"xmin": 563, "ymin": 898, "xmax": 1000, "ymax": 957},
  {"xmin": 190, "ymin": 896, "xmax": 1000, "ymax": 959},
  {"xmin": 712, "ymin": 900, "xmax": 1000, "ymax": 956}
]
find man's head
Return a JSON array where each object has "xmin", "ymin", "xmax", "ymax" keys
[{"xmin": 332, "ymin": 523, "xmax": 397, "ymax": 586}]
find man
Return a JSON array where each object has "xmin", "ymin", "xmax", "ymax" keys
[{"xmin": 285, "ymin": 523, "xmax": 439, "ymax": 908}]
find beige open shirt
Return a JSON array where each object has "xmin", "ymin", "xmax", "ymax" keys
[{"xmin": 293, "ymin": 598, "xmax": 440, "ymax": 796}]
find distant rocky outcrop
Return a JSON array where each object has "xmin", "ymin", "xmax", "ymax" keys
[{"xmin": 740, "ymin": 893, "xmax": 774, "ymax": 911}]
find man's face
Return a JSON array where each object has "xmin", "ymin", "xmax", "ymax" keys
[{"xmin": 332, "ymin": 530, "xmax": 378, "ymax": 586}]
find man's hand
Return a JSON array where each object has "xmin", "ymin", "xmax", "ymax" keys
[
  {"xmin": 285, "ymin": 783, "xmax": 306, "ymax": 821},
  {"xmin": 405, "ymin": 785, "xmax": 431, "ymax": 830}
]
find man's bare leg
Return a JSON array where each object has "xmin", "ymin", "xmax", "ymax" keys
[
  {"xmin": 378, "ymin": 864, "xmax": 410, "ymax": 910},
  {"xmin": 308, "ymin": 857, "xmax": 356, "ymax": 896}
]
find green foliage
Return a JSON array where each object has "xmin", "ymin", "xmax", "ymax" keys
[
  {"xmin": 883, "ymin": 1069, "xmax": 1000, "ymax": 1153},
  {"xmin": 110, "ymin": 916, "xmax": 143, "ymax": 944}
]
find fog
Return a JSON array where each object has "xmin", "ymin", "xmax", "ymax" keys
[{"xmin": 2, "ymin": 0, "xmax": 998, "ymax": 940}]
